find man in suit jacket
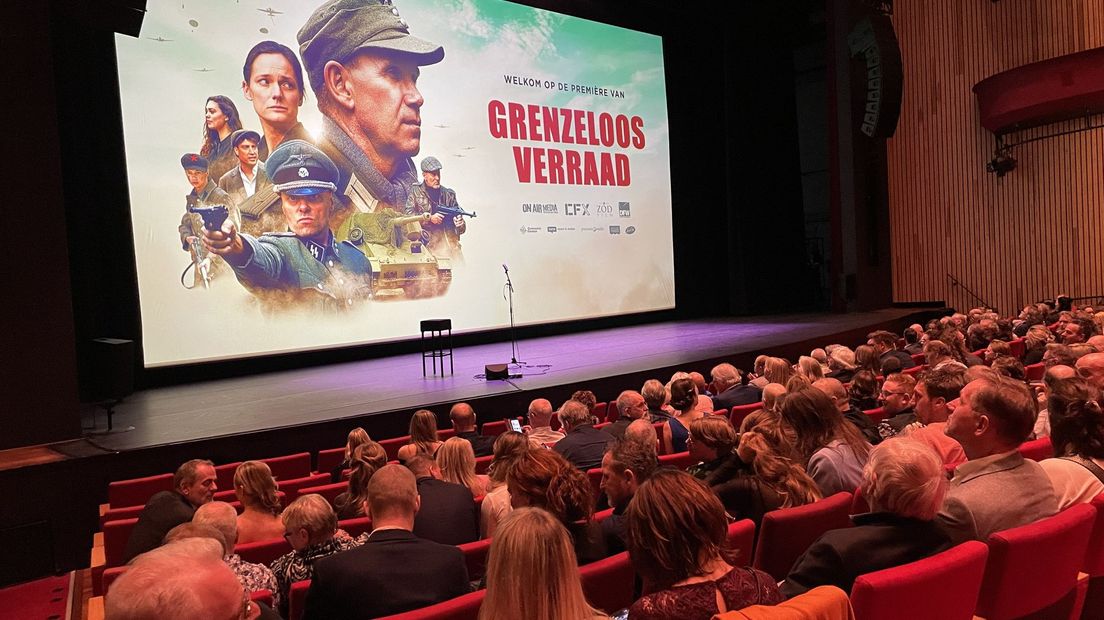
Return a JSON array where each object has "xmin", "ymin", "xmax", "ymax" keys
[
  {"xmin": 303, "ymin": 465, "xmax": 469, "ymax": 620},
  {"xmin": 710, "ymin": 363, "xmax": 762, "ymax": 410},
  {"xmin": 554, "ymin": 399, "xmax": 614, "ymax": 471},
  {"xmin": 450, "ymin": 402, "xmax": 496, "ymax": 456},
  {"xmin": 937, "ymin": 376, "xmax": 1058, "ymax": 545},
  {"xmin": 406, "ymin": 456, "xmax": 479, "ymax": 545},
  {"xmin": 217, "ymin": 130, "xmax": 275, "ymax": 236},
  {"xmin": 123, "ymin": 459, "xmax": 218, "ymax": 563}
]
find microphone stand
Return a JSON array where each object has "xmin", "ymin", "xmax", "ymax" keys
[{"xmin": 503, "ymin": 266, "xmax": 521, "ymax": 366}]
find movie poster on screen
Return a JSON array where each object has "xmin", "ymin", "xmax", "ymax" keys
[{"xmin": 116, "ymin": 0, "xmax": 674, "ymax": 367}]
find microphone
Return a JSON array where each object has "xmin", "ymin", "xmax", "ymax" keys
[{"xmin": 502, "ymin": 263, "xmax": 509, "ymax": 273}]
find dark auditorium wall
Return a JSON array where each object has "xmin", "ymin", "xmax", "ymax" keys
[{"xmin": 887, "ymin": 0, "xmax": 1104, "ymax": 314}]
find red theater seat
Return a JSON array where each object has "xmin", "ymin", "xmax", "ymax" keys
[
  {"xmin": 337, "ymin": 516, "xmax": 373, "ymax": 538},
  {"xmin": 264, "ymin": 452, "xmax": 312, "ymax": 481},
  {"xmin": 379, "ymin": 436, "xmax": 411, "ymax": 461},
  {"xmin": 438, "ymin": 428, "xmax": 456, "ymax": 440},
  {"xmin": 730, "ymin": 402, "xmax": 761, "ymax": 429},
  {"xmin": 289, "ymin": 580, "xmax": 311, "ymax": 620},
  {"xmin": 103, "ymin": 518, "xmax": 139, "ymax": 569},
  {"xmin": 727, "ymin": 519, "xmax": 756, "ymax": 566},
  {"xmin": 481, "ymin": 420, "xmax": 507, "ymax": 437},
  {"xmin": 658, "ymin": 451, "xmax": 695, "ymax": 470},
  {"xmin": 235, "ymin": 537, "xmax": 292, "ymax": 566},
  {"xmin": 849, "ymin": 541, "xmax": 988, "ymax": 620},
  {"xmin": 594, "ymin": 507, "xmax": 615, "ymax": 522},
  {"xmin": 851, "ymin": 486, "xmax": 870, "ymax": 515},
  {"xmin": 100, "ymin": 504, "xmax": 145, "ymax": 528},
  {"xmin": 902, "ymin": 364, "xmax": 925, "ymax": 377},
  {"xmin": 474, "ymin": 455, "xmax": 493, "ymax": 475},
  {"xmin": 976, "ymin": 503, "xmax": 1095, "ymax": 620},
  {"xmin": 107, "ymin": 473, "xmax": 173, "ymax": 509},
  {"xmin": 458, "ymin": 538, "xmax": 492, "ymax": 581},
  {"xmin": 1083, "ymin": 493, "xmax": 1104, "ymax": 619},
  {"xmin": 297, "ymin": 481, "xmax": 347, "ymax": 508},
  {"xmin": 101, "ymin": 565, "xmax": 128, "ymax": 594},
  {"xmin": 911, "ymin": 353, "xmax": 926, "ymax": 365},
  {"xmin": 653, "ymin": 422, "xmax": 667, "ymax": 455},
  {"xmin": 279, "ymin": 473, "xmax": 332, "ymax": 503},
  {"xmin": 1025, "ymin": 362, "xmax": 1046, "ymax": 382},
  {"xmin": 1018, "ymin": 436, "xmax": 1052, "ymax": 462},
  {"xmin": 316, "ymin": 448, "xmax": 346, "ymax": 475},
  {"xmin": 863, "ymin": 407, "xmax": 887, "ymax": 423},
  {"xmin": 753, "ymin": 492, "xmax": 853, "ymax": 581},
  {"xmin": 594, "ymin": 401, "xmax": 609, "ymax": 423},
  {"xmin": 579, "ymin": 551, "xmax": 635, "ymax": 615},
  {"xmin": 376, "ymin": 590, "xmax": 485, "ymax": 620},
  {"xmin": 587, "ymin": 467, "xmax": 603, "ymax": 500},
  {"xmin": 215, "ymin": 461, "xmax": 242, "ymax": 491},
  {"xmin": 251, "ymin": 590, "xmax": 274, "ymax": 609},
  {"xmin": 1009, "ymin": 338, "xmax": 1026, "ymax": 359}
]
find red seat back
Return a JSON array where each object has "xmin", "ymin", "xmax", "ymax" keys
[
  {"xmin": 250, "ymin": 590, "xmax": 274, "ymax": 609},
  {"xmin": 752, "ymin": 492, "xmax": 853, "ymax": 581},
  {"xmin": 851, "ymin": 486, "xmax": 870, "ymax": 515},
  {"xmin": 297, "ymin": 482, "xmax": 347, "ymax": 509},
  {"xmin": 338, "ymin": 516, "xmax": 373, "ymax": 538},
  {"xmin": 235, "ymin": 537, "xmax": 292, "ymax": 566},
  {"xmin": 658, "ymin": 451, "xmax": 694, "ymax": 470},
  {"xmin": 316, "ymin": 448, "xmax": 346, "ymax": 476},
  {"xmin": 726, "ymin": 519, "xmax": 756, "ymax": 566},
  {"xmin": 215, "ymin": 461, "xmax": 242, "ymax": 491},
  {"xmin": 279, "ymin": 473, "xmax": 333, "ymax": 504},
  {"xmin": 601, "ymin": 402, "xmax": 617, "ymax": 423},
  {"xmin": 653, "ymin": 422, "xmax": 667, "ymax": 455},
  {"xmin": 1085, "ymin": 493, "xmax": 1104, "ymax": 576},
  {"xmin": 474, "ymin": 455, "xmax": 494, "ymax": 475},
  {"xmin": 1018, "ymin": 436, "xmax": 1052, "ymax": 461},
  {"xmin": 587, "ymin": 467, "xmax": 603, "ymax": 500},
  {"xmin": 593, "ymin": 507, "xmax": 615, "ymax": 523},
  {"xmin": 107, "ymin": 473, "xmax": 173, "ymax": 509},
  {"xmin": 379, "ymin": 436, "xmax": 411, "ymax": 461},
  {"xmin": 863, "ymin": 407, "xmax": 887, "ymax": 423},
  {"xmin": 976, "ymin": 503, "xmax": 1096, "ymax": 619},
  {"xmin": 481, "ymin": 420, "xmax": 507, "ymax": 437},
  {"xmin": 103, "ymin": 517, "xmax": 139, "ymax": 568},
  {"xmin": 579, "ymin": 551, "xmax": 635, "ymax": 615},
  {"xmin": 1025, "ymin": 362, "xmax": 1046, "ymax": 381},
  {"xmin": 438, "ymin": 428, "xmax": 456, "ymax": 440},
  {"xmin": 457, "ymin": 537, "xmax": 492, "ymax": 581},
  {"xmin": 911, "ymin": 352, "xmax": 926, "ymax": 365},
  {"xmin": 102, "ymin": 565, "xmax": 128, "ymax": 594},
  {"xmin": 289, "ymin": 580, "xmax": 311, "ymax": 620},
  {"xmin": 264, "ymin": 452, "xmax": 312, "ymax": 481},
  {"xmin": 375, "ymin": 590, "xmax": 485, "ymax": 620},
  {"xmin": 1009, "ymin": 338, "xmax": 1026, "ymax": 359},
  {"xmin": 730, "ymin": 402, "xmax": 762, "ymax": 429},
  {"xmin": 100, "ymin": 504, "xmax": 145, "ymax": 528},
  {"xmin": 902, "ymin": 364, "xmax": 926, "ymax": 377},
  {"xmin": 849, "ymin": 541, "xmax": 988, "ymax": 620}
]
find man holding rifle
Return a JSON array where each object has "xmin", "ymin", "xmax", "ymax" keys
[{"xmin": 405, "ymin": 156, "xmax": 471, "ymax": 261}]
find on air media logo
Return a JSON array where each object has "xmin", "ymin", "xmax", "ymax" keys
[
  {"xmin": 619, "ymin": 201, "xmax": 631, "ymax": 217},
  {"xmin": 564, "ymin": 203, "xmax": 589, "ymax": 216},
  {"xmin": 522, "ymin": 203, "xmax": 558, "ymax": 214},
  {"xmin": 609, "ymin": 225, "xmax": 621, "ymax": 235},
  {"xmin": 626, "ymin": 226, "xmax": 636, "ymax": 235}
]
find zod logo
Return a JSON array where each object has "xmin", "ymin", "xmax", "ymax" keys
[{"xmin": 595, "ymin": 202, "xmax": 614, "ymax": 217}]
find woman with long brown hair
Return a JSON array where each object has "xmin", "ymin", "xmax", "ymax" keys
[
  {"xmin": 481, "ymin": 431, "xmax": 530, "ymax": 538},
  {"xmin": 854, "ymin": 345, "xmax": 880, "ymax": 375},
  {"xmin": 329, "ymin": 427, "xmax": 371, "ymax": 483},
  {"xmin": 625, "ymin": 469, "xmax": 781, "ymax": 619},
  {"xmin": 199, "ymin": 95, "xmax": 243, "ymax": 180},
  {"xmin": 396, "ymin": 409, "xmax": 443, "ymax": 464},
  {"xmin": 506, "ymin": 449, "xmax": 606, "ymax": 564},
  {"xmin": 234, "ymin": 460, "xmax": 284, "ymax": 543},
  {"xmin": 1039, "ymin": 377, "xmax": 1104, "ymax": 508},
  {"xmin": 479, "ymin": 508, "xmax": 607, "ymax": 620},
  {"xmin": 437, "ymin": 437, "xmax": 489, "ymax": 498},
  {"xmin": 333, "ymin": 441, "xmax": 388, "ymax": 520},
  {"xmin": 736, "ymin": 418, "xmax": 822, "ymax": 510},
  {"xmin": 781, "ymin": 387, "xmax": 872, "ymax": 496}
]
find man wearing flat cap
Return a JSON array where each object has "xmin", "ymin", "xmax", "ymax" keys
[
  {"xmin": 296, "ymin": 0, "xmax": 445, "ymax": 243},
  {"xmin": 405, "ymin": 156, "xmax": 466, "ymax": 261},
  {"xmin": 178, "ymin": 153, "xmax": 239, "ymax": 286},
  {"xmin": 201, "ymin": 140, "xmax": 374, "ymax": 310},
  {"xmin": 218, "ymin": 130, "xmax": 272, "ymax": 216}
]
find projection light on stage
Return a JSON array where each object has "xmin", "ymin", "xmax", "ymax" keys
[{"xmin": 985, "ymin": 148, "xmax": 1017, "ymax": 178}]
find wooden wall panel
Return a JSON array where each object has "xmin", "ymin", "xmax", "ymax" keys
[{"xmin": 888, "ymin": 0, "xmax": 1104, "ymax": 314}]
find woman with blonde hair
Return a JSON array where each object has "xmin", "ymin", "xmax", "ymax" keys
[
  {"xmin": 330, "ymin": 427, "xmax": 371, "ymax": 482},
  {"xmin": 396, "ymin": 409, "xmax": 443, "ymax": 464},
  {"xmin": 1023, "ymin": 323, "xmax": 1054, "ymax": 365},
  {"xmin": 481, "ymin": 431, "xmax": 530, "ymax": 538},
  {"xmin": 479, "ymin": 508, "xmax": 607, "ymax": 620},
  {"xmin": 762, "ymin": 357, "xmax": 795, "ymax": 386},
  {"xmin": 437, "ymin": 436, "xmax": 489, "ymax": 498},
  {"xmin": 796, "ymin": 356, "xmax": 824, "ymax": 382},
  {"xmin": 333, "ymin": 441, "xmax": 388, "ymax": 519},
  {"xmin": 234, "ymin": 460, "xmax": 284, "ymax": 543}
]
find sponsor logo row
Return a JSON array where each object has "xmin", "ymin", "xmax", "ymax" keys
[
  {"xmin": 521, "ymin": 201, "xmax": 632, "ymax": 217},
  {"xmin": 520, "ymin": 225, "xmax": 636, "ymax": 235}
]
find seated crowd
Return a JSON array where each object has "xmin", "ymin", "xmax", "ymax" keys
[{"xmin": 105, "ymin": 300, "xmax": 1104, "ymax": 619}]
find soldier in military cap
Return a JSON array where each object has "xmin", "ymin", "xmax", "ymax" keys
[
  {"xmin": 201, "ymin": 140, "xmax": 376, "ymax": 310},
  {"xmin": 178, "ymin": 153, "xmax": 240, "ymax": 286},
  {"xmin": 296, "ymin": 0, "xmax": 445, "ymax": 242},
  {"xmin": 405, "ymin": 156, "xmax": 466, "ymax": 262},
  {"xmin": 218, "ymin": 129, "xmax": 272, "ymax": 214}
]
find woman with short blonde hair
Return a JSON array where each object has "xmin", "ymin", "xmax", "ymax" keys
[
  {"xmin": 796, "ymin": 356, "xmax": 824, "ymax": 382},
  {"xmin": 234, "ymin": 461, "xmax": 284, "ymax": 543},
  {"xmin": 437, "ymin": 437, "xmax": 489, "ymax": 497},
  {"xmin": 479, "ymin": 508, "xmax": 606, "ymax": 620}
]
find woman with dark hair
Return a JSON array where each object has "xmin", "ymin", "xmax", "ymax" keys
[
  {"xmin": 854, "ymin": 345, "xmax": 880, "ymax": 375},
  {"xmin": 506, "ymin": 449, "xmax": 606, "ymax": 564},
  {"xmin": 625, "ymin": 469, "xmax": 781, "ymax": 619},
  {"xmin": 781, "ymin": 388, "xmax": 872, "ymax": 496},
  {"xmin": 396, "ymin": 409, "xmax": 443, "ymax": 464},
  {"xmin": 1039, "ymin": 378, "xmax": 1104, "ymax": 508},
  {"xmin": 481, "ymin": 431, "xmax": 530, "ymax": 538},
  {"xmin": 234, "ymin": 460, "xmax": 284, "ymax": 543},
  {"xmin": 849, "ymin": 370, "xmax": 880, "ymax": 412},
  {"xmin": 662, "ymin": 377, "xmax": 703, "ymax": 454},
  {"xmin": 333, "ymin": 441, "xmax": 387, "ymax": 520},
  {"xmin": 199, "ymin": 95, "xmax": 243, "ymax": 180}
]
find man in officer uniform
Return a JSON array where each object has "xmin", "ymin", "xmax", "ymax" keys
[
  {"xmin": 296, "ymin": 0, "xmax": 445, "ymax": 243},
  {"xmin": 218, "ymin": 130, "xmax": 272, "ymax": 218},
  {"xmin": 405, "ymin": 156, "xmax": 466, "ymax": 261},
  {"xmin": 201, "ymin": 140, "xmax": 375, "ymax": 311},
  {"xmin": 178, "ymin": 153, "xmax": 239, "ymax": 286}
]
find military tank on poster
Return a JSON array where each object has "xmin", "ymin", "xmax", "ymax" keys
[{"xmin": 337, "ymin": 210, "xmax": 452, "ymax": 299}]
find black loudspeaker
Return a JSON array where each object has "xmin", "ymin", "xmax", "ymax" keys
[
  {"xmin": 89, "ymin": 338, "xmax": 134, "ymax": 402},
  {"xmin": 847, "ymin": 11, "xmax": 903, "ymax": 138},
  {"xmin": 485, "ymin": 364, "xmax": 509, "ymax": 380}
]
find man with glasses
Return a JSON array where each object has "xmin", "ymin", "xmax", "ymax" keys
[{"xmin": 876, "ymin": 373, "xmax": 917, "ymax": 440}]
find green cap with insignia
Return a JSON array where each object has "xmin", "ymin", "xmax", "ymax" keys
[
  {"xmin": 298, "ymin": 0, "xmax": 445, "ymax": 95},
  {"xmin": 268, "ymin": 140, "xmax": 339, "ymax": 196}
]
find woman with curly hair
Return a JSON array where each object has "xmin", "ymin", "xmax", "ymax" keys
[
  {"xmin": 329, "ymin": 427, "xmax": 371, "ymax": 483},
  {"xmin": 481, "ymin": 431, "xmax": 530, "ymax": 538},
  {"xmin": 234, "ymin": 460, "xmax": 284, "ymax": 543},
  {"xmin": 333, "ymin": 441, "xmax": 388, "ymax": 520},
  {"xmin": 662, "ymin": 377, "xmax": 703, "ymax": 454},
  {"xmin": 849, "ymin": 370, "xmax": 880, "ymax": 412},
  {"xmin": 199, "ymin": 95, "xmax": 243, "ymax": 180},
  {"xmin": 1039, "ymin": 377, "xmax": 1104, "ymax": 508},
  {"xmin": 437, "ymin": 437, "xmax": 489, "ymax": 498},
  {"xmin": 507, "ymin": 449, "xmax": 606, "ymax": 564},
  {"xmin": 396, "ymin": 409, "xmax": 443, "ymax": 464}
]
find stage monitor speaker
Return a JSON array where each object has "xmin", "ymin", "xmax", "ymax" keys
[
  {"xmin": 89, "ymin": 338, "xmax": 134, "ymax": 402},
  {"xmin": 485, "ymin": 364, "xmax": 509, "ymax": 380},
  {"xmin": 848, "ymin": 11, "xmax": 903, "ymax": 139}
]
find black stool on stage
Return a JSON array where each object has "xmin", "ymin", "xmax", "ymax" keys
[{"xmin": 420, "ymin": 318, "xmax": 454, "ymax": 376}]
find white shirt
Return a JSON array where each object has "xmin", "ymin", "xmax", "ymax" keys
[{"xmin": 238, "ymin": 165, "xmax": 258, "ymax": 197}]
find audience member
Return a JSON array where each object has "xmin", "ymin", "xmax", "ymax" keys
[
  {"xmin": 902, "ymin": 327, "xmax": 924, "ymax": 354},
  {"xmin": 662, "ymin": 377, "xmax": 704, "ymax": 454},
  {"xmin": 937, "ymin": 377, "xmax": 1058, "ymax": 544},
  {"xmin": 1061, "ymin": 316, "xmax": 1095, "ymax": 345},
  {"xmin": 733, "ymin": 419, "xmax": 821, "ymax": 522},
  {"xmin": 760, "ymin": 383, "xmax": 788, "ymax": 418},
  {"xmin": 233, "ymin": 460, "xmax": 284, "ymax": 544},
  {"xmin": 687, "ymin": 415, "xmax": 743, "ymax": 482},
  {"xmin": 329, "ymin": 427, "xmax": 370, "ymax": 482},
  {"xmin": 1038, "ymin": 378, "xmax": 1104, "ymax": 508},
  {"xmin": 397, "ymin": 409, "xmax": 444, "ymax": 463},
  {"xmin": 796, "ymin": 356, "xmax": 825, "ymax": 383},
  {"xmin": 854, "ymin": 345, "xmax": 880, "ymax": 375},
  {"xmin": 849, "ymin": 370, "xmax": 880, "ymax": 412},
  {"xmin": 405, "ymin": 455, "xmax": 479, "ymax": 545},
  {"xmin": 925, "ymin": 340, "xmax": 967, "ymax": 371},
  {"xmin": 983, "ymin": 339, "xmax": 1012, "ymax": 363},
  {"xmin": 478, "ymin": 508, "xmax": 606, "ymax": 620},
  {"xmin": 749, "ymin": 355, "xmax": 770, "ymax": 388},
  {"xmin": 270, "ymin": 494, "xmax": 361, "ymax": 617},
  {"xmin": 524, "ymin": 398, "xmax": 564, "ymax": 447},
  {"xmin": 606, "ymin": 390, "xmax": 648, "ymax": 439},
  {"xmin": 1044, "ymin": 343, "xmax": 1078, "ymax": 368},
  {"xmin": 481, "ymin": 431, "xmax": 529, "ymax": 538},
  {"xmin": 869, "ymin": 330, "xmax": 916, "ymax": 369},
  {"xmin": 571, "ymin": 389, "xmax": 599, "ymax": 417},
  {"xmin": 813, "ymin": 377, "xmax": 880, "ymax": 445},
  {"xmin": 106, "ymin": 537, "xmax": 280, "ymax": 620},
  {"xmin": 826, "ymin": 346, "xmax": 857, "ymax": 383},
  {"xmin": 781, "ymin": 388, "xmax": 872, "ymax": 496},
  {"xmin": 625, "ymin": 417, "xmax": 660, "ymax": 450},
  {"xmin": 1022, "ymin": 324, "xmax": 1053, "ymax": 365},
  {"xmin": 303, "ymin": 465, "xmax": 469, "ymax": 619},
  {"xmin": 507, "ymin": 448, "xmax": 606, "ymax": 564},
  {"xmin": 900, "ymin": 366, "xmax": 968, "ymax": 467},
  {"xmin": 436, "ymin": 436, "xmax": 489, "ymax": 497},
  {"xmin": 333, "ymin": 441, "xmax": 387, "ymax": 520},
  {"xmin": 876, "ymin": 373, "xmax": 918, "ymax": 439},
  {"xmin": 625, "ymin": 469, "xmax": 782, "ymax": 619},
  {"xmin": 1033, "ymin": 364, "xmax": 1077, "ymax": 439},
  {"xmin": 600, "ymin": 438, "xmax": 659, "ymax": 553},
  {"xmin": 810, "ymin": 347, "xmax": 830, "ymax": 374},
  {"xmin": 1075, "ymin": 352, "xmax": 1104, "ymax": 391},
  {"xmin": 124, "ymin": 459, "xmax": 217, "ymax": 563},
  {"xmin": 762, "ymin": 357, "xmax": 796, "ymax": 386},
  {"xmin": 553, "ymin": 399, "xmax": 614, "ymax": 470},
  {"xmin": 191, "ymin": 501, "xmax": 279, "ymax": 606},
  {"xmin": 642, "ymin": 379, "xmax": 672, "ymax": 421},
  {"xmin": 450, "ymin": 402, "xmax": 495, "ymax": 456},
  {"xmin": 781, "ymin": 439, "xmax": 952, "ymax": 598},
  {"xmin": 708, "ymin": 364, "xmax": 760, "ymax": 412},
  {"xmin": 990, "ymin": 356, "xmax": 1026, "ymax": 380}
]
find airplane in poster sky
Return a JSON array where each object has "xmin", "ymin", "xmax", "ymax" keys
[
  {"xmin": 193, "ymin": 67, "xmax": 214, "ymax": 72},
  {"xmin": 147, "ymin": 36, "xmax": 173, "ymax": 42},
  {"xmin": 257, "ymin": 7, "xmax": 282, "ymax": 17}
]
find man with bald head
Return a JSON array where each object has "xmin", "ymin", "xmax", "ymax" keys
[
  {"xmin": 525, "ymin": 397, "xmax": 564, "ymax": 448},
  {"xmin": 449, "ymin": 402, "xmax": 494, "ymax": 456},
  {"xmin": 710, "ymin": 363, "xmax": 762, "ymax": 410},
  {"xmin": 813, "ymin": 377, "xmax": 880, "ymax": 445},
  {"xmin": 1075, "ymin": 352, "xmax": 1104, "ymax": 390},
  {"xmin": 605, "ymin": 390, "xmax": 648, "ymax": 439},
  {"xmin": 303, "ymin": 464, "xmax": 469, "ymax": 619},
  {"xmin": 625, "ymin": 418, "xmax": 660, "ymax": 452},
  {"xmin": 937, "ymin": 377, "xmax": 1058, "ymax": 544}
]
